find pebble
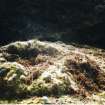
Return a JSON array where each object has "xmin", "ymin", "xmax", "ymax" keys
[{"xmin": 41, "ymin": 96, "xmax": 49, "ymax": 103}]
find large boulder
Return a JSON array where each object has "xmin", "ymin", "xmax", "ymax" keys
[{"xmin": 0, "ymin": 40, "xmax": 105, "ymax": 97}]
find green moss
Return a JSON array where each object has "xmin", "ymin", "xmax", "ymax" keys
[{"xmin": 28, "ymin": 82, "xmax": 50, "ymax": 96}]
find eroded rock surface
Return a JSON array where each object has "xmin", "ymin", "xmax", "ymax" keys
[{"xmin": 0, "ymin": 40, "xmax": 105, "ymax": 97}]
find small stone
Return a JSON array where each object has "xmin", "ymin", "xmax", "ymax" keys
[
  {"xmin": 42, "ymin": 72, "xmax": 52, "ymax": 83},
  {"xmin": 41, "ymin": 96, "xmax": 49, "ymax": 103}
]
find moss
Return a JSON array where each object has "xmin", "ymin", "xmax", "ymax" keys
[
  {"xmin": 28, "ymin": 75, "xmax": 73, "ymax": 96},
  {"xmin": 51, "ymin": 83, "xmax": 66, "ymax": 95},
  {"xmin": 28, "ymin": 82, "xmax": 50, "ymax": 96},
  {"xmin": 0, "ymin": 62, "xmax": 29, "ymax": 97}
]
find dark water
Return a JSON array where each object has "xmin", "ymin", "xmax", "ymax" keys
[{"xmin": 0, "ymin": 0, "xmax": 105, "ymax": 48}]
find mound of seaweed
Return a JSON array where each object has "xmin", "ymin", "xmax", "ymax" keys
[{"xmin": 0, "ymin": 40, "xmax": 105, "ymax": 98}]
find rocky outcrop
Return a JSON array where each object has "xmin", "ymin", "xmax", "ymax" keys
[{"xmin": 0, "ymin": 40, "xmax": 105, "ymax": 97}]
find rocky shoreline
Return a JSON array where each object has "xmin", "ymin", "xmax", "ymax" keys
[{"xmin": 0, "ymin": 40, "xmax": 105, "ymax": 104}]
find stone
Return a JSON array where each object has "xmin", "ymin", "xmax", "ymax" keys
[
  {"xmin": 41, "ymin": 96, "xmax": 49, "ymax": 104},
  {"xmin": 0, "ymin": 40, "xmax": 105, "ymax": 97}
]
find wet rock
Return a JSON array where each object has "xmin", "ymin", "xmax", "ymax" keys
[
  {"xmin": 0, "ymin": 62, "xmax": 28, "ymax": 96},
  {"xmin": 0, "ymin": 40, "xmax": 105, "ymax": 97},
  {"xmin": 42, "ymin": 72, "xmax": 52, "ymax": 83},
  {"xmin": 41, "ymin": 96, "xmax": 49, "ymax": 104}
]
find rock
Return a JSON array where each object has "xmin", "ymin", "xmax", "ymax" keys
[
  {"xmin": 1, "ymin": 40, "xmax": 60, "ymax": 59},
  {"xmin": 42, "ymin": 72, "xmax": 52, "ymax": 83},
  {"xmin": 0, "ymin": 62, "xmax": 28, "ymax": 96},
  {"xmin": 0, "ymin": 68, "xmax": 9, "ymax": 77},
  {"xmin": 0, "ymin": 40, "xmax": 105, "ymax": 97},
  {"xmin": 41, "ymin": 96, "xmax": 49, "ymax": 104}
]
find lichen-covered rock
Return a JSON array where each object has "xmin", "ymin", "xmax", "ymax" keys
[
  {"xmin": 28, "ymin": 65, "xmax": 79, "ymax": 96},
  {"xmin": 0, "ymin": 62, "xmax": 28, "ymax": 97},
  {"xmin": 1, "ymin": 40, "xmax": 59, "ymax": 60},
  {"xmin": 0, "ymin": 40, "xmax": 105, "ymax": 97}
]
